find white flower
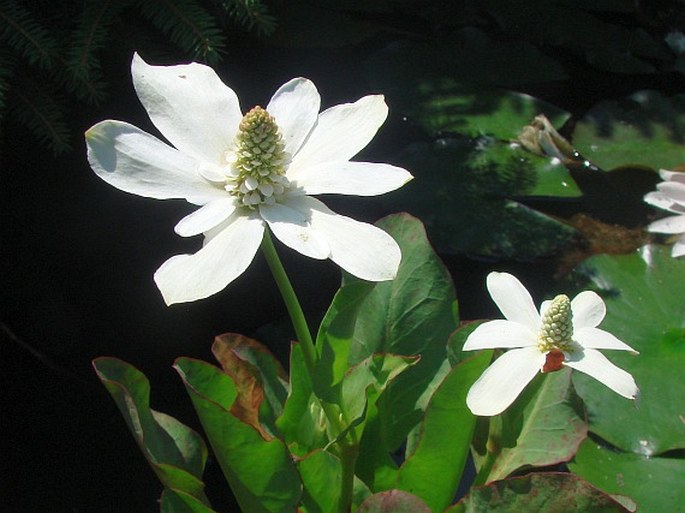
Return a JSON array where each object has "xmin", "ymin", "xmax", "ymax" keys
[
  {"xmin": 644, "ymin": 169, "xmax": 685, "ymax": 258},
  {"xmin": 86, "ymin": 54, "xmax": 413, "ymax": 304},
  {"xmin": 463, "ymin": 272, "xmax": 639, "ymax": 416}
]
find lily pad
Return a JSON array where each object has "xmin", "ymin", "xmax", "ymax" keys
[
  {"xmin": 572, "ymin": 244, "xmax": 685, "ymax": 454},
  {"xmin": 573, "ymin": 91, "xmax": 685, "ymax": 171},
  {"xmin": 388, "ymin": 139, "xmax": 577, "ymax": 258},
  {"xmin": 569, "ymin": 439, "xmax": 685, "ymax": 513}
]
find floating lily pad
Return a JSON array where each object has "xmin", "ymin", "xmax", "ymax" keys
[
  {"xmin": 573, "ymin": 91, "xmax": 685, "ymax": 171},
  {"xmin": 572, "ymin": 244, "xmax": 685, "ymax": 454},
  {"xmin": 569, "ymin": 439, "xmax": 685, "ymax": 513},
  {"xmin": 387, "ymin": 139, "xmax": 577, "ymax": 258}
]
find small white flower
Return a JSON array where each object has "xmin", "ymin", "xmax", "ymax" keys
[
  {"xmin": 86, "ymin": 54, "xmax": 412, "ymax": 304},
  {"xmin": 463, "ymin": 272, "xmax": 639, "ymax": 416},
  {"xmin": 644, "ymin": 169, "xmax": 685, "ymax": 258}
]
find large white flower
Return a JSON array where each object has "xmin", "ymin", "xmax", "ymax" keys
[
  {"xmin": 86, "ymin": 54, "xmax": 412, "ymax": 304},
  {"xmin": 644, "ymin": 168, "xmax": 685, "ymax": 258},
  {"xmin": 463, "ymin": 272, "xmax": 639, "ymax": 416}
]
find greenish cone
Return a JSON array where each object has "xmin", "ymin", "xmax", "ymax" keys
[
  {"xmin": 538, "ymin": 294, "xmax": 574, "ymax": 352},
  {"xmin": 231, "ymin": 106, "xmax": 290, "ymax": 207}
]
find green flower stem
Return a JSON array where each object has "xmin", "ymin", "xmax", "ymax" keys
[
  {"xmin": 261, "ymin": 230, "xmax": 356, "ymax": 512},
  {"xmin": 260, "ymin": 229, "xmax": 318, "ymax": 374}
]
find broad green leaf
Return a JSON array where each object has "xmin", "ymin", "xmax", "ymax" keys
[
  {"xmin": 344, "ymin": 215, "xmax": 458, "ymax": 445},
  {"xmin": 276, "ymin": 343, "xmax": 328, "ymax": 457},
  {"xmin": 572, "ymin": 244, "xmax": 685, "ymax": 454},
  {"xmin": 485, "ymin": 368, "xmax": 587, "ymax": 482},
  {"xmin": 340, "ymin": 354, "xmax": 418, "ymax": 441},
  {"xmin": 389, "ymin": 140, "xmax": 577, "ymax": 258},
  {"xmin": 569, "ymin": 439, "xmax": 685, "ymax": 513},
  {"xmin": 357, "ymin": 490, "xmax": 432, "ymax": 513},
  {"xmin": 161, "ymin": 488, "xmax": 218, "ymax": 513},
  {"xmin": 447, "ymin": 472, "xmax": 631, "ymax": 513},
  {"xmin": 93, "ymin": 358, "xmax": 210, "ymax": 504},
  {"xmin": 211, "ymin": 334, "xmax": 288, "ymax": 438},
  {"xmin": 317, "ymin": 214, "xmax": 458, "ymax": 489},
  {"xmin": 174, "ymin": 358, "xmax": 301, "ymax": 513},
  {"xmin": 298, "ymin": 450, "xmax": 342, "ymax": 513},
  {"xmin": 394, "ymin": 351, "xmax": 491, "ymax": 512},
  {"xmin": 573, "ymin": 91, "xmax": 685, "ymax": 171}
]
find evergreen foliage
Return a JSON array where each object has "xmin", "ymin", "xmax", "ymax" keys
[{"xmin": 0, "ymin": 0, "xmax": 277, "ymax": 155}]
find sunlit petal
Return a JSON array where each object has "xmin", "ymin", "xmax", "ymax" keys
[
  {"xmin": 154, "ymin": 213, "xmax": 264, "ymax": 304},
  {"xmin": 575, "ymin": 327, "xmax": 638, "ymax": 353},
  {"xmin": 463, "ymin": 320, "xmax": 537, "ymax": 350},
  {"xmin": 571, "ymin": 290, "xmax": 606, "ymax": 329},
  {"xmin": 86, "ymin": 120, "xmax": 223, "ymax": 205},
  {"xmin": 289, "ymin": 161, "xmax": 413, "ymax": 196},
  {"xmin": 292, "ymin": 94, "xmax": 388, "ymax": 166},
  {"xmin": 565, "ymin": 349, "xmax": 639, "ymax": 400},
  {"xmin": 647, "ymin": 214, "xmax": 685, "ymax": 234},
  {"xmin": 657, "ymin": 181, "xmax": 685, "ymax": 206},
  {"xmin": 132, "ymin": 53, "xmax": 241, "ymax": 164},
  {"xmin": 259, "ymin": 202, "xmax": 330, "ymax": 259},
  {"xmin": 267, "ymin": 78, "xmax": 320, "ymax": 157},
  {"xmin": 486, "ymin": 272, "xmax": 540, "ymax": 331},
  {"xmin": 466, "ymin": 347, "xmax": 544, "ymax": 416},
  {"xmin": 174, "ymin": 198, "xmax": 236, "ymax": 237},
  {"xmin": 287, "ymin": 196, "xmax": 400, "ymax": 281}
]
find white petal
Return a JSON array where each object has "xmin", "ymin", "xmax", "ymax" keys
[
  {"xmin": 154, "ymin": 213, "xmax": 264, "ymax": 304},
  {"xmin": 644, "ymin": 191, "xmax": 681, "ymax": 213},
  {"xmin": 259, "ymin": 202, "xmax": 330, "ymax": 259},
  {"xmin": 466, "ymin": 347, "xmax": 544, "ymax": 416},
  {"xmin": 659, "ymin": 169, "xmax": 685, "ymax": 184},
  {"xmin": 288, "ymin": 161, "xmax": 413, "ymax": 196},
  {"xmin": 486, "ymin": 272, "xmax": 541, "ymax": 331},
  {"xmin": 672, "ymin": 239, "xmax": 685, "ymax": 257},
  {"xmin": 657, "ymin": 181, "xmax": 685, "ymax": 206},
  {"xmin": 647, "ymin": 214, "xmax": 685, "ymax": 234},
  {"xmin": 571, "ymin": 290, "xmax": 606, "ymax": 329},
  {"xmin": 86, "ymin": 120, "xmax": 223, "ymax": 205},
  {"xmin": 291, "ymin": 95, "xmax": 388, "ymax": 167},
  {"xmin": 463, "ymin": 320, "xmax": 537, "ymax": 351},
  {"xmin": 174, "ymin": 198, "xmax": 236, "ymax": 237},
  {"xmin": 574, "ymin": 327, "xmax": 639, "ymax": 353},
  {"xmin": 565, "ymin": 349, "xmax": 639, "ymax": 400},
  {"xmin": 266, "ymin": 78, "xmax": 320, "ymax": 157},
  {"xmin": 132, "ymin": 53, "xmax": 241, "ymax": 164},
  {"xmin": 285, "ymin": 195, "xmax": 400, "ymax": 281}
]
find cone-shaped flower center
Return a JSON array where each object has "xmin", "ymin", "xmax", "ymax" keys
[
  {"xmin": 538, "ymin": 294, "xmax": 574, "ymax": 352},
  {"xmin": 229, "ymin": 106, "xmax": 290, "ymax": 207}
]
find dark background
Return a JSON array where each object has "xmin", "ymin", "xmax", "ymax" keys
[{"xmin": 2, "ymin": 2, "xmax": 684, "ymax": 511}]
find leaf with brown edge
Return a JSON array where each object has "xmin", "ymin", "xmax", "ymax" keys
[{"xmin": 212, "ymin": 333, "xmax": 288, "ymax": 440}]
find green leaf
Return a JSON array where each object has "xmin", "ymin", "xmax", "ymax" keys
[
  {"xmin": 317, "ymin": 213, "xmax": 458, "ymax": 489},
  {"xmin": 276, "ymin": 343, "xmax": 328, "ymax": 457},
  {"xmin": 573, "ymin": 91, "xmax": 685, "ymax": 171},
  {"xmin": 174, "ymin": 358, "xmax": 301, "ymax": 513},
  {"xmin": 357, "ymin": 490, "xmax": 432, "ymax": 513},
  {"xmin": 161, "ymin": 488, "xmax": 219, "ymax": 513},
  {"xmin": 569, "ymin": 439, "xmax": 685, "ymax": 513},
  {"xmin": 394, "ymin": 351, "xmax": 491, "ymax": 512},
  {"xmin": 572, "ymin": 244, "xmax": 685, "ymax": 454},
  {"xmin": 389, "ymin": 140, "xmax": 577, "ymax": 258},
  {"xmin": 92, "ymin": 358, "xmax": 210, "ymax": 504},
  {"xmin": 298, "ymin": 449, "xmax": 343, "ymax": 513},
  {"xmin": 340, "ymin": 353, "xmax": 418, "ymax": 441},
  {"xmin": 448, "ymin": 472, "xmax": 631, "ymax": 513},
  {"xmin": 485, "ymin": 368, "xmax": 587, "ymax": 482},
  {"xmin": 211, "ymin": 333, "xmax": 288, "ymax": 439}
]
